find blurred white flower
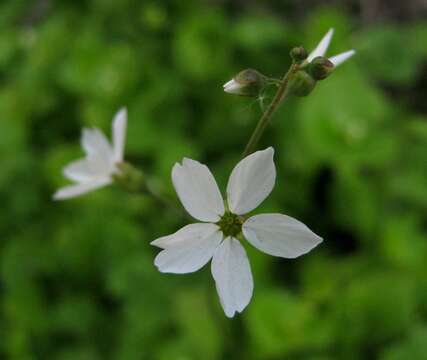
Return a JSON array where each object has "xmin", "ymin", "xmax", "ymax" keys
[
  {"xmin": 151, "ymin": 148, "xmax": 322, "ymax": 318},
  {"xmin": 306, "ymin": 28, "xmax": 356, "ymax": 67},
  {"xmin": 53, "ymin": 108, "xmax": 127, "ymax": 200}
]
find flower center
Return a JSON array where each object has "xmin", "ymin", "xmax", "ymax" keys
[{"xmin": 217, "ymin": 211, "xmax": 243, "ymax": 238}]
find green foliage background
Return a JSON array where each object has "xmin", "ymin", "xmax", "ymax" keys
[{"xmin": 1, "ymin": 1, "xmax": 426, "ymax": 359}]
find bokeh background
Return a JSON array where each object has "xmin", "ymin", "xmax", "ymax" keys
[{"xmin": 1, "ymin": 0, "xmax": 427, "ymax": 359}]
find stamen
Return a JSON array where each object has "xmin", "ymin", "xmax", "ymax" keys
[{"xmin": 217, "ymin": 211, "xmax": 243, "ymax": 238}]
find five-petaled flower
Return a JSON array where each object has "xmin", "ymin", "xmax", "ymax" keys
[
  {"xmin": 53, "ymin": 108, "xmax": 127, "ymax": 200},
  {"xmin": 306, "ymin": 28, "xmax": 355, "ymax": 67},
  {"xmin": 151, "ymin": 148, "xmax": 323, "ymax": 317}
]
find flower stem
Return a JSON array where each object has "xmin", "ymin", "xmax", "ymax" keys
[
  {"xmin": 242, "ymin": 63, "xmax": 298, "ymax": 158},
  {"xmin": 144, "ymin": 178, "xmax": 190, "ymax": 220},
  {"xmin": 114, "ymin": 163, "xmax": 191, "ymax": 220}
]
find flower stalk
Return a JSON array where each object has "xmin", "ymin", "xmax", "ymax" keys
[
  {"xmin": 114, "ymin": 162, "xmax": 190, "ymax": 220},
  {"xmin": 144, "ymin": 178, "xmax": 191, "ymax": 220},
  {"xmin": 242, "ymin": 63, "xmax": 299, "ymax": 158},
  {"xmin": 239, "ymin": 29, "xmax": 355, "ymax": 158}
]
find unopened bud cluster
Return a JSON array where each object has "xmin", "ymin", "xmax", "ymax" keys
[
  {"xmin": 223, "ymin": 29, "xmax": 355, "ymax": 100},
  {"xmin": 222, "ymin": 49, "xmax": 337, "ymax": 99},
  {"xmin": 288, "ymin": 46, "xmax": 335, "ymax": 97}
]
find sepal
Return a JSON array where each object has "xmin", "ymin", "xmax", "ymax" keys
[
  {"xmin": 113, "ymin": 162, "xmax": 145, "ymax": 193},
  {"xmin": 288, "ymin": 70, "xmax": 316, "ymax": 97},
  {"xmin": 308, "ymin": 56, "xmax": 334, "ymax": 80}
]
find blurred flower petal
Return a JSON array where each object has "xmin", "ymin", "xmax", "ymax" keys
[
  {"xmin": 53, "ymin": 177, "xmax": 112, "ymax": 200},
  {"xmin": 81, "ymin": 128, "xmax": 114, "ymax": 161},
  {"xmin": 63, "ymin": 157, "xmax": 111, "ymax": 182},
  {"xmin": 112, "ymin": 108, "xmax": 127, "ymax": 163}
]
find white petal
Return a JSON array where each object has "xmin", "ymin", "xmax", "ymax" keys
[
  {"xmin": 172, "ymin": 158, "xmax": 225, "ymax": 222},
  {"xmin": 112, "ymin": 107, "xmax": 127, "ymax": 163},
  {"xmin": 211, "ymin": 237, "xmax": 253, "ymax": 318},
  {"xmin": 151, "ymin": 223, "xmax": 222, "ymax": 274},
  {"xmin": 242, "ymin": 213, "xmax": 323, "ymax": 258},
  {"xmin": 227, "ymin": 147, "xmax": 276, "ymax": 215},
  {"xmin": 329, "ymin": 49, "xmax": 356, "ymax": 67},
  {"xmin": 81, "ymin": 127, "xmax": 114, "ymax": 163},
  {"xmin": 307, "ymin": 28, "xmax": 334, "ymax": 62},
  {"xmin": 223, "ymin": 79, "xmax": 242, "ymax": 94},
  {"xmin": 63, "ymin": 157, "xmax": 112, "ymax": 182},
  {"xmin": 53, "ymin": 177, "xmax": 112, "ymax": 200}
]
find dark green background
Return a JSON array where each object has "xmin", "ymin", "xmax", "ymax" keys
[{"xmin": 1, "ymin": 0, "xmax": 427, "ymax": 359}]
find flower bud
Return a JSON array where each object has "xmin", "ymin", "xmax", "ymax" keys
[
  {"xmin": 288, "ymin": 70, "xmax": 316, "ymax": 97},
  {"xmin": 290, "ymin": 46, "xmax": 308, "ymax": 62},
  {"xmin": 223, "ymin": 68, "xmax": 267, "ymax": 97},
  {"xmin": 308, "ymin": 56, "xmax": 334, "ymax": 80},
  {"xmin": 113, "ymin": 162, "xmax": 145, "ymax": 193}
]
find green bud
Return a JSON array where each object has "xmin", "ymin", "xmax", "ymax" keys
[
  {"xmin": 288, "ymin": 70, "xmax": 316, "ymax": 97},
  {"xmin": 308, "ymin": 56, "xmax": 334, "ymax": 80},
  {"xmin": 223, "ymin": 68, "xmax": 267, "ymax": 97},
  {"xmin": 290, "ymin": 46, "xmax": 308, "ymax": 62},
  {"xmin": 113, "ymin": 162, "xmax": 145, "ymax": 193}
]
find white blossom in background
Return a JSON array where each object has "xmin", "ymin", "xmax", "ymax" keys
[
  {"xmin": 151, "ymin": 147, "xmax": 323, "ymax": 318},
  {"xmin": 306, "ymin": 28, "xmax": 355, "ymax": 67},
  {"xmin": 53, "ymin": 108, "xmax": 127, "ymax": 200}
]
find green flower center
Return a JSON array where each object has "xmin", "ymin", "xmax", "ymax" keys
[{"xmin": 217, "ymin": 211, "xmax": 243, "ymax": 238}]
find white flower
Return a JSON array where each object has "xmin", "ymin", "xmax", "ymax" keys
[
  {"xmin": 53, "ymin": 108, "xmax": 127, "ymax": 200},
  {"xmin": 306, "ymin": 28, "xmax": 355, "ymax": 67},
  {"xmin": 151, "ymin": 148, "xmax": 323, "ymax": 318}
]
